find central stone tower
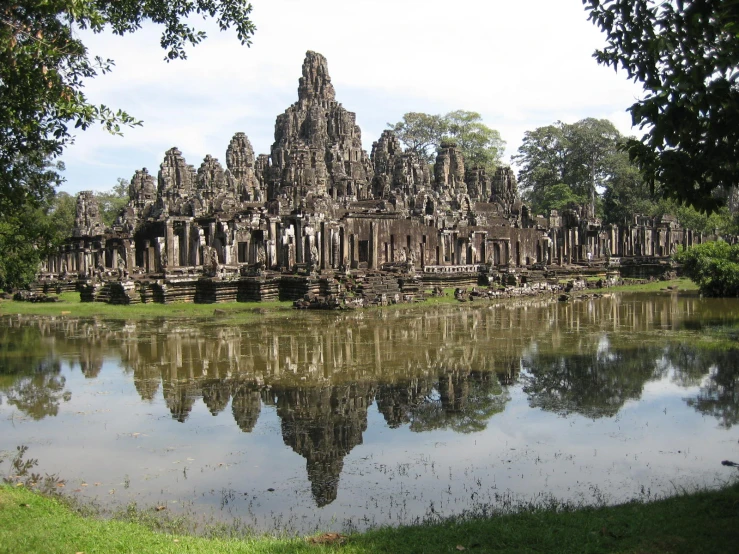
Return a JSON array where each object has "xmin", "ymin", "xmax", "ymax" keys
[{"xmin": 268, "ymin": 51, "xmax": 373, "ymax": 204}]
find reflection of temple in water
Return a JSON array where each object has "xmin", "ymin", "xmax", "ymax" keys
[
  {"xmin": 376, "ymin": 370, "xmax": 509, "ymax": 433},
  {"xmin": 201, "ymin": 379, "xmax": 232, "ymax": 416},
  {"xmin": 132, "ymin": 363, "xmax": 161, "ymax": 401},
  {"xmin": 163, "ymin": 379, "xmax": 201, "ymax": 423},
  {"xmin": 274, "ymin": 384, "xmax": 375, "ymax": 506},
  {"xmin": 376, "ymin": 379, "xmax": 433, "ymax": 429},
  {"xmin": 5, "ymin": 293, "xmax": 735, "ymax": 505},
  {"xmin": 231, "ymin": 383, "xmax": 265, "ymax": 433}
]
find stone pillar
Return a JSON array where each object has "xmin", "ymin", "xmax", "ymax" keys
[
  {"xmin": 340, "ymin": 228, "xmax": 349, "ymax": 269},
  {"xmin": 155, "ymin": 237, "xmax": 166, "ymax": 272},
  {"xmin": 369, "ymin": 221, "xmax": 378, "ymax": 269},
  {"xmin": 182, "ymin": 220, "xmax": 191, "ymax": 266},
  {"xmin": 221, "ymin": 222, "xmax": 233, "ymax": 265},
  {"xmin": 352, "ymin": 234, "xmax": 359, "ymax": 268},
  {"xmin": 321, "ymin": 222, "xmax": 330, "ymax": 270},
  {"xmin": 295, "ymin": 218, "xmax": 303, "ymax": 264},
  {"xmin": 572, "ymin": 228, "xmax": 579, "ymax": 263},
  {"xmin": 125, "ymin": 240, "xmax": 135, "ymax": 269},
  {"xmin": 208, "ymin": 222, "xmax": 216, "ymax": 247},
  {"xmin": 610, "ymin": 227, "xmax": 617, "ymax": 256},
  {"xmin": 269, "ymin": 218, "xmax": 279, "ymax": 258},
  {"xmin": 165, "ymin": 221, "xmax": 175, "ymax": 268}
]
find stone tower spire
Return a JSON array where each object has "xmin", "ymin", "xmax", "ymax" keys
[
  {"xmin": 298, "ymin": 51, "xmax": 336, "ymax": 105},
  {"xmin": 268, "ymin": 51, "xmax": 373, "ymax": 203}
]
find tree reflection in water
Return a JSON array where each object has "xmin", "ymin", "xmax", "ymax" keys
[
  {"xmin": 0, "ymin": 325, "xmax": 70, "ymax": 420},
  {"xmin": 663, "ymin": 346, "xmax": 739, "ymax": 429},
  {"xmin": 521, "ymin": 339, "xmax": 665, "ymax": 418},
  {"xmin": 2, "ymin": 360, "xmax": 71, "ymax": 420}
]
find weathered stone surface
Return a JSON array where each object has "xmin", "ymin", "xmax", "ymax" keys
[
  {"xmin": 156, "ymin": 147, "xmax": 197, "ymax": 217},
  {"xmin": 195, "ymin": 154, "xmax": 243, "ymax": 215},
  {"xmin": 371, "ymin": 130, "xmax": 430, "ymax": 199},
  {"xmin": 130, "ymin": 169, "xmax": 156, "ymax": 214},
  {"xmin": 269, "ymin": 51, "xmax": 373, "ymax": 205},
  {"xmin": 434, "ymin": 141, "xmax": 466, "ymax": 198},
  {"xmin": 490, "ymin": 166, "xmax": 520, "ymax": 212},
  {"xmin": 226, "ymin": 132, "xmax": 263, "ymax": 201},
  {"xmin": 465, "ymin": 166, "xmax": 489, "ymax": 201},
  {"xmin": 73, "ymin": 191, "xmax": 105, "ymax": 237},
  {"xmin": 298, "ymin": 50, "xmax": 336, "ymax": 105}
]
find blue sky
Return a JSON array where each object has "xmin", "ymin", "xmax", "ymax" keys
[{"xmin": 58, "ymin": 0, "xmax": 644, "ymax": 195}]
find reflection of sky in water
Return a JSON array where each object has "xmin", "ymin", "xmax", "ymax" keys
[{"xmin": 1, "ymin": 297, "xmax": 739, "ymax": 533}]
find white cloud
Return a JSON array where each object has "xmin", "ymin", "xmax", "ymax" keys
[{"xmin": 59, "ymin": 0, "xmax": 645, "ymax": 193}]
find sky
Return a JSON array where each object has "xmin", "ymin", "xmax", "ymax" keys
[{"xmin": 58, "ymin": 0, "xmax": 645, "ymax": 195}]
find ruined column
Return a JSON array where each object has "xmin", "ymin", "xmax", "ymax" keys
[
  {"xmin": 321, "ymin": 222, "xmax": 330, "ymax": 271},
  {"xmin": 295, "ymin": 218, "xmax": 304, "ymax": 264},
  {"xmin": 369, "ymin": 221, "xmax": 378, "ymax": 269},
  {"xmin": 125, "ymin": 239, "xmax": 135, "ymax": 270},
  {"xmin": 340, "ymin": 228, "xmax": 349, "ymax": 270},
  {"xmin": 156, "ymin": 237, "xmax": 166, "ymax": 272},
  {"xmin": 182, "ymin": 220, "xmax": 191, "ymax": 266},
  {"xmin": 165, "ymin": 220, "xmax": 176, "ymax": 268}
]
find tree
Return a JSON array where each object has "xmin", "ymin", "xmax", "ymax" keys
[
  {"xmin": 0, "ymin": 157, "xmax": 64, "ymax": 290},
  {"xmin": 513, "ymin": 118, "xmax": 625, "ymax": 217},
  {"xmin": 0, "ymin": 1, "xmax": 256, "ymax": 217},
  {"xmin": 0, "ymin": 202, "xmax": 60, "ymax": 291},
  {"xmin": 601, "ymin": 148, "xmax": 656, "ymax": 225},
  {"xmin": 443, "ymin": 110, "xmax": 505, "ymax": 173},
  {"xmin": 583, "ymin": 0, "xmax": 739, "ymax": 213},
  {"xmin": 537, "ymin": 183, "xmax": 588, "ymax": 216},
  {"xmin": 387, "ymin": 112, "xmax": 447, "ymax": 164},
  {"xmin": 514, "ymin": 123, "xmax": 569, "ymax": 198},
  {"xmin": 601, "ymin": 153, "xmax": 739, "ymax": 232},
  {"xmin": 95, "ymin": 178, "xmax": 130, "ymax": 227},
  {"xmin": 48, "ymin": 192, "xmax": 77, "ymax": 239},
  {"xmin": 675, "ymin": 241, "xmax": 739, "ymax": 297},
  {"xmin": 567, "ymin": 118, "xmax": 621, "ymax": 211},
  {"xmin": 388, "ymin": 111, "xmax": 505, "ymax": 172}
]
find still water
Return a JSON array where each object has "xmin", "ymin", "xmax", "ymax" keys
[{"xmin": 1, "ymin": 293, "xmax": 738, "ymax": 533}]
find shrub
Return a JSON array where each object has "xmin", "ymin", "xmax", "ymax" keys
[{"xmin": 675, "ymin": 241, "xmax": 739, "ymax": 297}]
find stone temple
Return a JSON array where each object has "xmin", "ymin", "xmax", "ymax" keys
[{"xmin": 38, "ymin": 51, "xmax": 716, "ymax": 304}]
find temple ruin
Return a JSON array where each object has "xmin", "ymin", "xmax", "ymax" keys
[{"xmin": 38, "ymin": 51, "xmax": 718, "ymax": 304}]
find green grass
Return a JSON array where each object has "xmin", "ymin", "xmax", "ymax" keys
[
  {"xmin": 1, "ymin": 482, "xmax": 738, "ymax": 553},
  {"xmin": 0, "ymin": 292, "xmax": 294, "ymax": 321},
  {"xmin": 417, "ymin": 287, "xmax": 458, "ymax": 305},
  {"xmin": 592, "ymin": 277, "xmax": 699, "ymax": 294}
]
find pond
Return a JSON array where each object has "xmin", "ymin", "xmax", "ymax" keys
[{"xmin": 1, "ymin": 293, "xmax": 738, "ymax": 534}]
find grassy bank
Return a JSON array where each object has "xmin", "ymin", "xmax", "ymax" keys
[
  {"xmin": 0, "ymin": 292, "xmax": 294, "ymax": 321},
  {"xmin": 0, "ymin": 279, "xmax": 699, "ymax": 320},
  {"xmin": 594, "ymin": 277, "xmax": 699, "ymax": 294},
  {"xmin": 1, "ymin": 482, "xmax": 738, "ymax": 553}
]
